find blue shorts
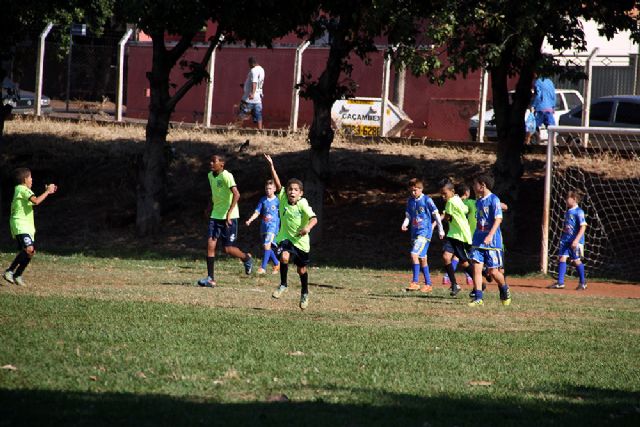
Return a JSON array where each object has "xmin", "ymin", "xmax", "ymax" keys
[
  {"xmin": 208, "ymin": 218, "xmax": 238, "ymax": 247},
  {"xmin": 410, "ymin": 236, "xmax": 430, "ymax": 258},
  {"xmin": 262, "ymin": 232, "xmax": 276, "ymax": 246},
  {"xmin": 470, "ymin": 248, "xmax": 503, "ymax": 269},
  {"xmin": 535, "ymin": 111, "xmax": 555, "ymax": 128},
  {"xmin": 15, "ymin": 234, "xmax": 35, "ymax": 250},
  {"xmin": 239, "ymin": 101, "xmax": 263, "ymax": 123},
  {"xmin": 559, "ymin": 241, "xmax": 584, "ymax": 261}
]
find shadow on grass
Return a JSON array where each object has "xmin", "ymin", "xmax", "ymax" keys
[{"xmin": 0, "ymin": 385, "xmax": 638, "ymax": 426}]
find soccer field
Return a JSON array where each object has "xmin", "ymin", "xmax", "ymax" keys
[{"xmin": 1, "ymin": 253, "xmax": 639, "ymax": 426}]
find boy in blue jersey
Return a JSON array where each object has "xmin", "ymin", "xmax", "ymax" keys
[
  {"xmin": 468, "ymin": 174, "xmax": 511, "ymax": 306},
  {"xmin": 245, "ymin": 180, "xmax": 280, "ymax": 275},
  {"xmin": 548, "ymin": 191, "xmax": 588, "ymax": 290},
  {"xmin": 402, "ymin": 178, "xmax": 444, "ymax": 293}
]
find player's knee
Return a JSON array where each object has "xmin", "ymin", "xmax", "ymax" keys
[
  {"xmin": 281, "ymin": 252, "xmax": 290, "ymax": 263},
  {"xmin": 263, "ymin": 244, "xmax": 271, "ymax": 250},
  {"xmin": 297, "ymin": 266, "xmax": 306, "ymax": 275},
  {"xmin": 25, "ymin": 246, "xmax": 35, "ymax": 257},
  {"xmin": 443, "ymin": 252, "xmax": 452, "ymax": 262}
]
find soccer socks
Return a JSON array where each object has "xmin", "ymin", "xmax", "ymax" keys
[
  {"xmin": 280, "ymin": 262, "xmax": 289, "ymax": 287},
  {"xmin": 412, "ymin": 264, "xmax": 420, "ymax": 282},
  {"xmin": 261, "ymin": 250, "xmax": 272, "ymax": 270},
  {"xmin": 14, "ymin": 255, "xmax": 31, "ymax": 277},
  {"xmin": 451, "ymin": 259, "xmax": 459, "ymax": 272},
  {"xmin": 7, "ymin": 251, "xmax": 27, "ymax": 272},
  {"xmin": 206, "ymin": 256, "xmax": 215, "ymax": 279},
  {"xmin": 557, "ymin": 261, "xmax": 567, "ymax": 285},
  {"xmin": 576, "ymin": 263, "xmax": 586, "ymax": 284},
  {"xmin": 422, "ymin": 265, "xmax": 431, "ymax": 285},
  {"xmin": 498, "ymin": 284, "xmax": 510, "ymax": 300},
  {"xmin": 269, "ymin": 250, "xmax": 279, "ymax": 266},
  {"xmin": 474, "ymin": 290, "xmax": 483, "ymax": 301},
  {"xmin": 445, "ymin": 263, "xmax": 458, "ymax": 286},
  {"xmin": 300, "ymin": 272, "xmax": 309, "ymax": 295}
]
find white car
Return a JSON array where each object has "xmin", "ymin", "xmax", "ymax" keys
[{"xmin": 469, "ymin": 89, "xmax": 583, "ymax": 142}]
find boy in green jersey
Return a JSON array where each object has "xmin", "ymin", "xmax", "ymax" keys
[
  {"xmin": 198, "ymin": 154, "xmax": 253, "ymax": 288},
  {"xmin": 439, "ymin": 179, "xmax": 475, "ymax": 297},
  {"xmin": 265, "ymin": 154, "xmax": 318, "ymax": 310},
  {"xmin": 3, "ymin": 168, "xmax": 57, "ymax": 286}
]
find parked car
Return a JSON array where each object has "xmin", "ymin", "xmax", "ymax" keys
[
  {"xmin": 469, "ymin": 89, "xmax": 583, "ymax": 141},
  {"xmin": 1, "ymin": 77, "xmax": 52, "ymax": 114},
  {"xmin": 558, "ymin": 95, "xmax": 640, "ymax": 128}
]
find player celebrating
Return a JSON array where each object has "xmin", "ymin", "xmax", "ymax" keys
[
  {"xmin": 402, "ymin": 178, "xmax": 444, "ymax": 293},
  {"xmin": 3, "ymin": 168, "xmax": 57, "ymax": 286},
  {"xmin": 442, "ymin": 183, "xmax": 476, "ymax": 288},
  {"xmin": 548, "ymin": 191, "xmax": 588, "ymax": 290},
  {"xmin": 468, "ymin": 174, "xmax": 511, "ymax": 307},
  {"xmin": 439, "ymin": 179, "xmax": 474, "ymax": 297},
  {"xmin": 198, "ymin": 154, "xmax": 253, "ymax": 288},
  {"xmin": 245, "ymin": 180, "xmax": 280, "ymax": 275},
  {"xmin": 265, "ymin": 155, "xmax": 318, "ymax": 310}
]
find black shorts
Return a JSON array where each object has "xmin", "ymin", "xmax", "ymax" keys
[
  {"xmin": 15, "ymin": 234, "xmax": 35, "ymax": 251},
  {"xmin": 275, "ymin": 240, "xmax": 310, "ymax": 267},
  {"xmin": 442, "ymin": 237, "xmax": 470, "ymax": 262},
  {"xmin": 208, "ymin": 219, "xmax": 238, "ymax": 247}
]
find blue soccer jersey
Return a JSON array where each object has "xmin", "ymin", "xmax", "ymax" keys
[
  {"xmin": 254, "ymin": 196, "xmax": 280, "ymax": 233},
  {"xmin": 406, "ymin": 194, "xmax": 439, "ymax": 240},
  {"xmin": 560, "ymin": 206, "xmax": 587, "ymax": 244},
  {"xmin": 472, "ymin": 193, "xmax": 503, "ymax": 250}
]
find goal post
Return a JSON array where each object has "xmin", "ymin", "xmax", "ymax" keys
[{"xmin": 542, "ymin": 125, "xmax": 640, "ymax": 280}]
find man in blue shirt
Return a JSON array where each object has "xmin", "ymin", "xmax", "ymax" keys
[{"xmin": 532, "ymin": 74, "xmax": 556, "ymax": 133}]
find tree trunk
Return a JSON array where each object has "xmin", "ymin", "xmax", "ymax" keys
[
  {"xmin": 307, "ymin": 99, "xmax": 333, "ymax": 242},
  {"xmin": 136, "ymin": 34, "xmax": 172, "ymax": 236}
]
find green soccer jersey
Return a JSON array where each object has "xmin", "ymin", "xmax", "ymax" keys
[
  {"xmin": 208, "ymin": 170, "xmax": 240, "ymax": 220},
  {"xmin": 463, "ymin": 198, "xmax": 477, "ymax": 234},
  {"xmin": 10, "ymin": 185, "xmax": 36, "ymax": 239},
  {"xmin": 275, "ymin": 188, "xmax": 316, "ymax": 252},
  {"xmin": 445, "ymin": 195, "xmax": 472, "ymax": 244}
]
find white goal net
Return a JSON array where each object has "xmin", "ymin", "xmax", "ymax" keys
[{"xmin": 542, "ymin": 126, "xmax": 640, "ymax": 280}]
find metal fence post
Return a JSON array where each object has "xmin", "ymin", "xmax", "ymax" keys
[
  {"xmin": 35, "ymin": 23, "xmax": 54, "ymax": 117},
  {"xmin": 203, "ymin": 35, "xmax": 224, "ymax": 128},
  {"xmin": 289, "ymin": 41, "xmax": 310, "ymax": 132},
  {"xmin": 581, "ymin": 48, "xmax": 598, "ymax": 148},
  {"xmin": 541, "ymin": 126, "xmax": 556, "ymax": 274},
  {"xmin": 477, "ymin": 69, "xmax": 489, "ymax": 143},
  {"xmin": 380, "ymin": 54, "xmax": 392, "ymax": 137},
  {"xmin": 116, "ymin": 28, "xmax": 133, "ymax": 122}
]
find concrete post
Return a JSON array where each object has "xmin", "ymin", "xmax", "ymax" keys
[{"xmin": 35, "ymin": 23, "xmax": 54, "ymax": 117}]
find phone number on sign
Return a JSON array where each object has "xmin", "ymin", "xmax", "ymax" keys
[{"xmin": 342, "ymin": 124, "xmax": 380, "ymax": 137}]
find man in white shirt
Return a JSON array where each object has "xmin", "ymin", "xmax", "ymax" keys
[{"xmin": 238, "ymin": 57, "xmax": 265, "ymax": 129}]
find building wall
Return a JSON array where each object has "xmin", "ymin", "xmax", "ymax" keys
[{"xmin": 125, "ymin": 43, "xmax": 485, "ymax": 140}]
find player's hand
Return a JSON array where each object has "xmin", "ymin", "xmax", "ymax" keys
[
  {"xmin": 298, "ymin": 227, "xmax": 310, "ymax": 236},
  {"xmin": 571, "ymin": 240, "xmax": 579, "ymax": 249},
  {"xmin": 226, "ymin": 213, "xmax": 233, "ymax": 226},
  {"xmin": 483, "ymin": 236, "xmax": 492, "ymax": 246},
  {"xmin": 439, "ymin": 232, "xmax": 445, "ymax": 240},
  {"xmin": 264, "ymin": 154, "xmax": 273, "ymax": 165},
  {"xmin": 401, "ymin": 225, "xmax": 408, "ymax": 232},
  {"xmin": 45, "ymin": 184, "xmax": 57, "ymax": 194},
  {"xmin": 245, "ymin": 219, "xmax": 252, "ymax": 226}
]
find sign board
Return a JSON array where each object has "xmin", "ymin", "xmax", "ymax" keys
[
  {"xmin": 331, "ymin": 97, "xmax": 412, "ymax": 137},
  {"xmin": 71, "ymin": 24, "xmax": 87, "ymax": 37}
]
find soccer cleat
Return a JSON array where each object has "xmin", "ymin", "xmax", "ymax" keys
[
  {"xmin": 420, "ymin": 284, "xmax": 433, "ymax": 293},
  {"xmin": 13, "ymin": 276, "xmax": 26, "ymax": 286},
  {"xmin": 406, "ymin": 282, "xmax": 421, "ymax": 291},
  {"xmin": 300, "ymin": 293, "xmax": 309, "ymax": 310},
  {"xmin": 450, "ymin": 285, "xmax": 461, "ymax": 297},
  {"xmin": 256, "ymin": 267, "xmax": 266, "ymax": 275},
  {"xmin": 3, "ymin": 270, "xmax": 14, "ymax": 285},
  {"xmin": 272, "ymin": 284, "xmax": 288, "ymax": 299},
  {"xmin": 469, "ymin": 289, "xmax": 476, "ymax": 299},
  {"xmin": 467, "ymin": 299, "xmax": 484, "ymax": 307},
  {"xmin": 272, "ymin": 264, "xmax": 280, "ymax": 275},
  {"xmin": 576, "ymin": 283, "xmax": 587, "ymax": 291},
  {"xmin": 547, "ymin": 282, "xmax": 565, "ymax": 289},
  {"xmin": 442, "ymin": 275, "xmax": 451, "ymax": 286},
  {"xmin": 243, "ymin": 254, "xmax": 254, "ymax": 275},
  {"xmin": 501, "ymin": 298, "xmax": 512, "ymax": 306},
  {"xmin": 197, "ymin": 276, "xmax": 216, "ymax": 287}
]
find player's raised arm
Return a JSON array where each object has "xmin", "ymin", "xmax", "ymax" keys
[
  {"xmin": 264, "ymin": 154, "xmax": 282, "ymax": 192},
  {"xmin": 29, "ymin": 184, "xmax": 57, "ymax": 206}
]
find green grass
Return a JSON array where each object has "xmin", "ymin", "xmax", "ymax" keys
[{"xmin": 1, "ymin": 252, "xmax": 639, "ymax": 426}]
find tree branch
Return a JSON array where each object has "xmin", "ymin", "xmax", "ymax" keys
[
  {"xmin": 166, "ymin": 30, "xmax": 224, "ymax": 112},
  {"xmin": 167, "ymin": 32, "xmax": 198, "ymax": 67}
]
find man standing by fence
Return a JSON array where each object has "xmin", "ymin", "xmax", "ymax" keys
[
  {"xmin": 532, "ymin": 74, "xmax": 557, "ymax": 140},
  {"xmin": 238, "ymin": 57, "xmax": 265, "ymax": 130}
]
